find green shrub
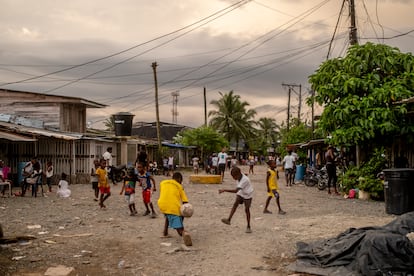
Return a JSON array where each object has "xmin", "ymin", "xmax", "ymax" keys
[{"xmin": 341, "ymin": 148, "xmax": 386, "ymax": 198}]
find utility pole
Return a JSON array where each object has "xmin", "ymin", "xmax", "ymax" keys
[
  {"xmin": 287, "ymin": 87, "xmax": 291, "ymax": 131},
  {"xmin": 348, "ymin": 0, "xmax": 360, "ymax": 166},
  {"xmin": 203, "ymin": 87, "xmax": 207, "ymax": 126},
  {"xmin": 282, "ymin": 83, "xmax": 302, "ymax": 131},
  {"xmin": 152, "ymin": 62, "xmax": 162, "ymax": 161},
  {"xmin": 298, "ymin": 84, "xmax": 302, "ymax": 122},
  {"xmin": 349, "ymin": 0, "xmax": 358, "ymax": 45},
  {"xmin": 309, "ymin": 89, "xmax": 315, "ymax": 139},
  {"xmin": 171, "ymin": 91, "xmax": 179, "ymax": 124}
]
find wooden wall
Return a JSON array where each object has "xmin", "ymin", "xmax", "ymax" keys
[{"xmin": 0, "ymin": 92, "xmax": 88, "ymax": 133}]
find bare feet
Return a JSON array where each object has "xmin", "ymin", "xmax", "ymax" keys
[{"xmin": 183, "ymin": 231, "xmax": 192, "ymax": 246}]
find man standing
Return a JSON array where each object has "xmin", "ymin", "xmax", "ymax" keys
[
  {"xmin": 103, "ymin": 147, "xmax": 113, "ymax": 168},
  {"xmin": 282, "ymin": 150, "xmax": 296, "ymax": 187},
  {"xmin": 217, "ymin": 148, "xmax": 228, "ymax": 180},
  {"xmin": 103, "ymin": 147, "xmax": 114, "ymax": 184},
  {"xmin": 168, "ymin": 155, "xmax": 174, "ymax": 176}
]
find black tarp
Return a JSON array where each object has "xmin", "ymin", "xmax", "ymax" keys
[{"xmin": 289, "ymin": 212, "xmax": 414, "ymax": 276}]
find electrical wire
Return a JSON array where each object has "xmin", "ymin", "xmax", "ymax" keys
[
  {"xmin": 0, "ymin": 0, "xmax": 250, "ymax": 87},
  {"xmin": 91, "ymin": 0, "xmax": 334, "ymax": 108},
  {"xmin": 168, "ymin": 0, "xmax": 333, "ymax": 93},
  {"xmin": 361, "ymin": 0, "xmax": 381, "ymax": 43},
  {"xmin": 42, "ymin": 1, "xmax": 251, "ymax": 94},
  {"xmin": 375, "ymin": 0, "xmax": 385, "ymax": 43},
  {"xmin": 326, "ymin": 0, "xmax": 346, "ymax": 59},
  {"xmin": 360, "ymin": 29, "xmax": 414, "ymax": 40}
]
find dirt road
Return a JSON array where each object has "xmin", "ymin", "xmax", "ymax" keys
[{"xmin": 0, "ymin": 165, "xmax": 394, "ymax": 275}]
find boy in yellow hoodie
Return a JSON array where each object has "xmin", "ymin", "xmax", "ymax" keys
[{"xmin": 157, "ymin": 172, "xmax": 192, "ymax": 246}]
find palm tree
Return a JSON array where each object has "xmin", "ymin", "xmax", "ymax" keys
[
  {"xmin": 209, "ymin": 91, "xmax": 256, "ymax": 151},
  {"xmin": 257, "ymin": 117, "xmax": 280, "ymax": 146},
  {"xmin": 255, "ymin": 117, "xmax": 280, "ymax": 155},
  {"xmin": 104, "ymin": 117, "xmax": 115, "ymax": 132}
]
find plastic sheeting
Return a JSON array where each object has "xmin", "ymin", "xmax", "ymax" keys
[{"xmin": 289, "ymin": 212, "xmax": 414, "ymax": 276}]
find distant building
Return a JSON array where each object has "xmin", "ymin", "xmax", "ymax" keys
[
  {"xmin": 0, "ymin": 89, "xmax": 105, "ymax": 133},
  {"xmin": 132, "ymin": 121, "xmax": 191, "ymax": 143}
]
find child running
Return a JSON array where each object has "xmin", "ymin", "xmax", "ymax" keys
[
  {"xmin": 96, "ymin": 159, "xmax": 111, "ymax": 209},
  {"xmin": 219, "ymin": 166, "xmax": 254, "ymax": 233},
  {"xmin": 157, "ymin": 172, "xmax": 192, "ymax": 246},
  {"xmin": 120, "ymin": 167, "xmax": 138, "ymax": 216},
  {"xmin": 91, "ymin": 159, "xmax": 100, "ymax": 201},
  {"xmin": 137, "ymin": 162, "xmax": 157, "ymax": 218},
  {"xmin": 263, "ymin": 159, "xmax": 286, "ymax": 215}
]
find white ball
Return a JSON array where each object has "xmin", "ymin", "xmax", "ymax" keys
[{"xmin": 180, "ymin": 203, "xmax": 194, "ymax": 217}]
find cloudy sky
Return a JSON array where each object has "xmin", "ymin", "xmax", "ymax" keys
[{"xmin": 1, "ymin": 0, "xmax": 413, "ymax": 129}]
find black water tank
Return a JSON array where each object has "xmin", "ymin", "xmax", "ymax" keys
[
  {"xmin": 383, "ymin": 168, "xmax": 414, "ymax": 215},
  {"xmin": 113, "ymin": 112, "xmax": 134, "ymax": 136}
]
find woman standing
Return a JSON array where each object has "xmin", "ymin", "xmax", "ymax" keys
[{"xmin": 325, "ymin": 146, "xmax": 338, "ymax": 194}]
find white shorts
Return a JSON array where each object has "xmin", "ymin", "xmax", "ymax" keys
[{"xmin": 125, "ymin": 193, "xmax": 135, "ymax": 204}]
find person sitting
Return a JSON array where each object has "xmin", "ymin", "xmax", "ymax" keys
[
  {"xmin": 0, "ymin": 160, "xmax": 11, "ymax": 196},
  {"xmin": 56, "ymin": 173, "xmax": 71, "ymax": 198}
]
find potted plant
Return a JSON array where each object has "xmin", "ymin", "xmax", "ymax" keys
[{"xmin": 357, "ymin": 176, "xmax": 383, "ymax": 200}]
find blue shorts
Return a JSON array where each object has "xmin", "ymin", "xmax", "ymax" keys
[{"xmin": 165, "ymin": 214, "xmax": 184, "ymax": 229}]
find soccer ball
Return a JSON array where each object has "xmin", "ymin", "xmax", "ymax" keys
[{"xmin": 180, "ymin": 203, "xmax": 194, "ymax": 218}]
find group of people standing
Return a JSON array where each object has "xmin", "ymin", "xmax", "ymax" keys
[
  {"xmin": 282, "ymin": 146, "xmax": 341, "ymax": 194},
  {"xmin": 204, "ymin": 148, "xmax": 237, "ymax": 180}
]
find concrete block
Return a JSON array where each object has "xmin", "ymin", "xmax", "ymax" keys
[{"xmin": 189, "ymin": 175, "xmax": 222, "ymax": 184}]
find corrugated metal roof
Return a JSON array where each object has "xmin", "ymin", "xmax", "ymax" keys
[
  {"xmin": 0, "ymin": 131, "xmax": 37, "ymax": 142},
  {"xmin": 0, "ymin": 89, "xmax": 106, "ymax": 108},
  {"xmin": 162, "ymin": 142, "xmax": 196, "ymax": 149},
  {"xmin": 0, "ymin": 121, "xmax": 81, "ymax": 140}
]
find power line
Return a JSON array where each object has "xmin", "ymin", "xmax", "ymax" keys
[
  {"xmin": 360, "ymin": 29, "xmax": 414, "ymax": 40},
  {"xmin": 0, "ymin": 0, "xmax": 251, "ymax": 88}
]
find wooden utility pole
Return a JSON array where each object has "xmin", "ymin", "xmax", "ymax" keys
[
  {"xmin": 282, "ymin": 83, "xmax": 302, "ymax": 131},
  {"xmin": 287, "ymin": 87, "xmax": 291, "ymax": 131},
  {"xmin": 152, "ymin": 62, "xmax": 162, "ymax": 160},
  {"xmin": 298, "ymin": 84, "xmax": 302, "ymax": 122},
  {"xmin": 349, "ymin": 0, "xmax": 358, "ymax": 45},
  {"xmin": 204, "ymin": 87, "xmax": 207, "ymax": 126},
  {"xmin": 310, "ymin": 89, "xmax": 315, "ymax": 139},
  {"xmin": 348, "ymin": 0, "xmax": 359, "ymax": 165}
]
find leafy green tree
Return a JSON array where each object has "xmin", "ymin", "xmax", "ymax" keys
[
  {"xmin": 209, "ymin": 91, "xmax": 256, "ymax": 151},
  {"xmin": 278, "ymin": 119, "xmax": 312, "ymax": 162},
  {"xmin": 308, "ymin": 43, "xmax": 414, "ymax": 147},
  {"xmin": 175, "ymin": 126, "xmax": 228, "ymax": 161}
]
